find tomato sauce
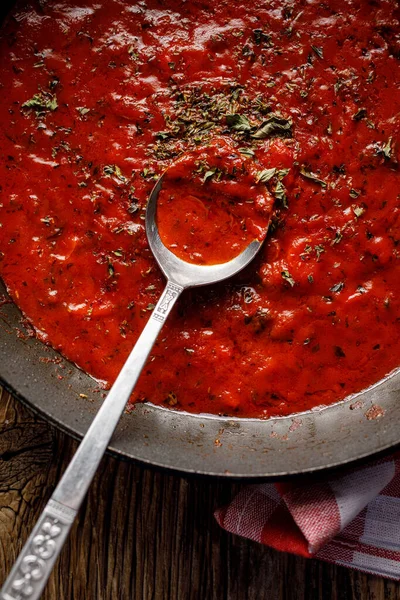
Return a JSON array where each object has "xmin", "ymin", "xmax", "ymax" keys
[
  {"xmin": 156, "ymin": 139, "xmax": 272, "ymax": 264},
  {"xmin": 0, "ymin": 0, "xmax": 399, "ymax": 418}
]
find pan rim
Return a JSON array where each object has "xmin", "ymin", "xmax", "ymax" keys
[{"xmin": 2, "ymin": 372, "xmax": 400, "ymax": 480}]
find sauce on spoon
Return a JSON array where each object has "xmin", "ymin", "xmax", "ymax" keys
[{"xmin": 157, "ymin": 139, "xmax": 273, "ymax": 265}]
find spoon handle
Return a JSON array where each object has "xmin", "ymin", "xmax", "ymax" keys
[{"xmin": 1, "ymin": 280, "xmax": 183, "ymax": 600}]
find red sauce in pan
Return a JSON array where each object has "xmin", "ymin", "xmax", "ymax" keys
[{"xmin": 0, "ymin": 0, "xmax": 399, "ymax": 417}]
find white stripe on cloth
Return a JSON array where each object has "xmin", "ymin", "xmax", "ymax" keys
[
  {"xmin": 361, "ymin": 495, "xmax": 400, "ymax": 551},
  {"xmin": 329, "ymin": 460, "xmax": 395, "ymax": 531},
  {"xmin": 257, "ymin": 484, "xmax": 281, "ymax": 503},
  {"xmin": 349, "ymin": 552, "xmax": 400, "ymax": 580},
  {"xmin": 225, "ymin": 484, "xmax": 279, "ymax": 543}
]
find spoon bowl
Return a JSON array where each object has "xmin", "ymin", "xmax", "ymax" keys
[{"xmin": 146, "ymin": 173, "xmax": 265, "ymax": 289}]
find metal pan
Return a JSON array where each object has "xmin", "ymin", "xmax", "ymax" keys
[
  {"xmin": 1, "ymin": 278, "xmax": 400, "ymax": 478},
  {"xmin": 1, "ymin": 2, "xmax": 399, "ymax": 479}
]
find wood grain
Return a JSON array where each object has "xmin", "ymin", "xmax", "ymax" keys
[{"xmin": 1, "ymin": 387, "xmax": 400, "ymax": 600}]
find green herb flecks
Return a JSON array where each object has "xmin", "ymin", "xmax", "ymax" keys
[
  {"xmin": 383, "ymin": 138, "xmax": 393, "ymax": 159},
  {"xmin": 22, "ymin": 92, "xmax": 58, "ymax": 114},
  {"xmin": 238, "ymin": 147, "xmax": 255, "ymax": 158},
  {"xmin": 150, "ymin": 85, "xmax": 245, "ymax": 158},
  {"xmin": 377, "ymin": 137, "xmax": 394, "ymax": 160},
  {"xmin": 349, "ymin": 188, "xmax": 360, "ymax": 199},
  {"xmin": 156, "ymin": 131, "xmax": 171, "ymax": 140},
  {"xmin": 242, "ymin": 44, "xmax": 256, "ymax": 61},
  {"xmin": 330, "ymin": 282, "xmax": 344, "ymax": 293},
  {"xmin": 256, "ymin": 169, "xmax": 290, "ymax": 184},
  {"xmin": 104, "ymin": 164, "xmax": 129, "ymax": 183},
  {"xmin": 49, "ymin": 78, "xmax": 59, "ymax": 91},
  {"xmin": 150, "ymin": 84, "xmax": 293, "ymax": 161},
  {"xmin": 311, "ymin": 45, "xmax": 324, "ymax": 59},
  {"xmin": 352, "ymin": 108, "xmax": 367, "ymax": 121},
  {"xmin": 77, "ymin": 107, "xmax": 90, "ymax": 116},
  {"xmin": 274, "ymin": 180, "xmax": 288, "ymax": 208},
  {"xmin": 149, "ymin": 84, "xmax": 293, "ymax": 164},
  {"xmin": 315, "ymin": 245, "xmax": 325, "ymax": 261},
  {"xmin": 281, "ymin": 270, "xmax": 295, "ymax": 287},
  {"xmin": 202, "ymin": 166, "xmax": 223, "ymax": 183},
  {"xmin": 108, "ymin": 263, "xmax": 115, "ymax": 278},
  {"xmin": 226, "ymin": 113, "xmax": 252, "ymax": 133},
  {"xmin": 300, "ymin": 244, "xmax": 312, "ymax": 261},
  {"xmin": 331, "ymin": 230, "xmax": 343, "ymax": 245},
  {"xmin": 256, "ymin": 168, "xmax": 277, "ymax": 183},
  {"xmin": 301, "ymin": 243, "xmax": 325, "ymax": 261},
  {"xmin": 300, "ymin": 167, "xmax": 327, "ymax": 188},
  {"xmin": 276, "ymin": 168, "xmax": 290, "ymax": 179},
  {"xmin": 255, "ymin": 168, "xmax": 290, "ymax": 208},
  {"xmin": 226, "ymin": 111, "xmax": 292, "ymax": 140},
  {"xmin": 140, "ymin": 167, "xmax": 158, "ymax": 180},
  {"xmin": 251, "ymin": 114, "xmax": 292, "ymax": 140},
  {"xmin": 257, "ymin": 168, "xmax": 290, "ymax": 206},
  {"xmin": 353, "ymin": 205, "xmax": 365, "ymax": 218},
  {"xmin": 128, "ymin": 46, "xmax": 139, "ymax": 60},
  {"xmin": 253, "ymin": 29, "xmax": 272, "ymax": 47}
]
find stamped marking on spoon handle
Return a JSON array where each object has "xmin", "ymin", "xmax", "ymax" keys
[
  {"xmin": 1, "ymin": 499, "xmax": 76, "ymax": 600},
  {"xmin": 153, "ymin": 281, "xmax": 183, "ymax": 322}
]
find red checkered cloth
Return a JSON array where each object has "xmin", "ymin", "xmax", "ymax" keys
[{"xmin": 215, "ymin": 451, "xmax": 400, "ymax": 579}]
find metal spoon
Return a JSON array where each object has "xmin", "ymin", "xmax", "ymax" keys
[{"xmin": 1, "ymin": 172, "xmax": 268, "ymax": 600}]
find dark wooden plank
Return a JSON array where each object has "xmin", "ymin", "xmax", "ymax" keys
[{"xmin": 1, "ymin": 387, "xmax": 400, "ymax": 600}]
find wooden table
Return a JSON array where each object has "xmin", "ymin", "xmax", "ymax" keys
[{"xmin": 1, "ymin": 386, "xmax": 399, "ymax": 600}]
